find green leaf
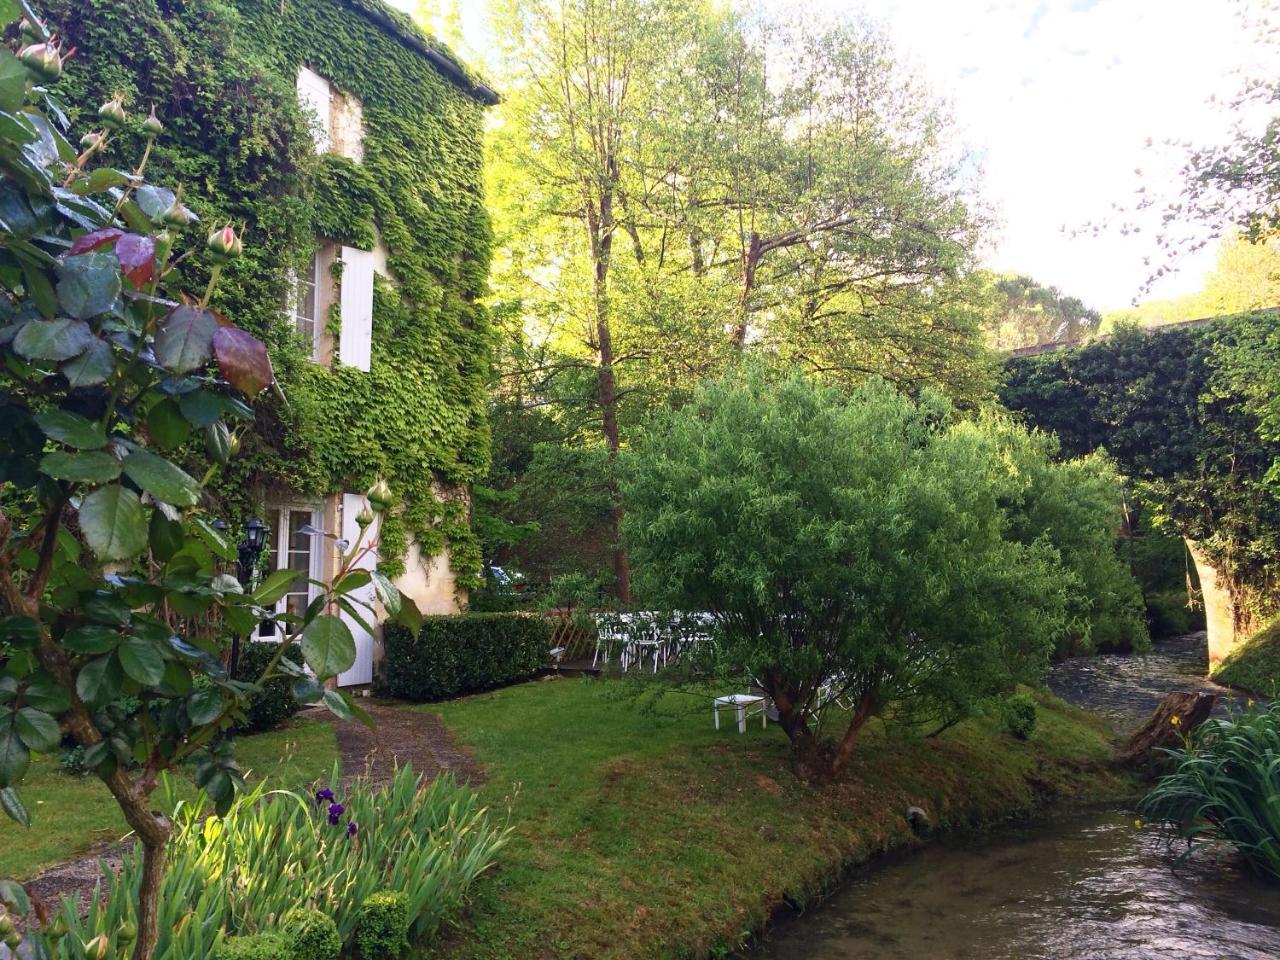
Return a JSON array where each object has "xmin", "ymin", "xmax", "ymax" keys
[
  {"xmin": 14, "ymin": 707, "xmax": 59, "ymax": 753},
  {"xmin": 56, "ymin": 252, "xmax": 122, "ymax": 320},
  {"xmin": 0, "ymin": 717, "xmax": 30, "ymax": 788},
  {"xmin": 0, "ymin": 785, "xmax": 28, "ymax": 827},
  {"xmin": 34, "ymin": 409, "xmax": 106, "ymax": 449},
  {"xmin": 204, "ymin": 420, "xmax": 231, "ymax": 463},
  {"xmin": 160, "ymin": 660, "xmax": 193, "ymax": 697},
  {"xmin": 153, "ymin": 305, "xmax": 218, "ymax": 374},
  {"xmin": 122, "ymin": 449, "xmax": 200, "ymax": 507},
  {"xmin": 21, "ymin": 673, "xmax": 70, "ymax": 714},
  {"xmin": 335, "ymin": 569, "xmax": 371, "ymax": 594},
  {"xmin": 62, "ymin": 338, "xmax": 114, "ymax": 387},
  {"xmin": 118, "ymin": 636, "xmax": 165, "ymax": 686},
  {"xmin": 395, "ymin": 594, "xmax": 423, "ymax": 634},
  {"xmin": 81, "ymin": 167, "xmax": 131, "ymax": 194},
  {"xmin": 291, "ymin": 677, "xmax": 324, "ymax": 703},
  {"xmin": 61, "ymin": 624, "xmax": 121, "ymax": 655},
  {"xmin": 75, "ymin": 654, "xmax": 122, "ymax": 708},
  {"xmin": 252, "ymin": 568, "xmax": 301, "ymax": 606},
  {"xmin": 134, "ymin": 184, "xmax": 176, "ymax": 222},
  {"xmin": 300, "ymin": 615, "xmax": 356, "ymax": 679},
  {"xmin": 186, "ymin": 686, "xmax": 223, "ymax": 725},
  {"xmin": 146, "ymin": 398, "xmax": 191, "ymax": 451},
  {"xmin": 0, "ymin": 48, "xmax": 26, "ymax": 114},
  {"xmin": 79, "ymin": 484, "xmax": 148, "ymax": 560},
  {"xmin": 178, "ymin": 389, "xmax": 222, "ymax": 427},
  {"xmin": 13, "ymin": 316, "xmax": 95, "ymax": 360},
  {"xmin": 0, "ymin": 877, "xmax": 30, "ymax": 915},
  {"xmin": 21, "ymin": 258, "xmax": 56, "ymax": 319},
  {"xmin": 321, "ymin": 688, "xmax": 354, "ymax": 721},
  {"xmin": 148, "ymin": 508, "xmax": 184, "ymax": 562},
  {"xmin": 39, "ymin": 450, "xmax": 121, "ymax": 483},
  {"xmin": 371, "ymin": 570, "xmax": 401, "ymax": 618}
]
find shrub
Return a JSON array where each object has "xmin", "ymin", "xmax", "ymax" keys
[
  {"xmin": 217, "ymin": 933, "xmax": 290, "ymax": 960},
  {"xmin": 282, "ymin": 908, "xmax": 340, "ymax": 960},
  {"xmin": 378, "ymin": 614, "xmax": 550, "ymax": 701},
  {"xmin": 35, "ymin": 765, "xmax": 508, "ymax": 960},
  {"xmin": 354, "ymin": 891, "xmax": 410, "ymax": 960},
  {"xmin": 1141, "ymin": 701, "xmax": 1280, "ymax": 880},
  {"xmin": 233, "ymin": 640, "xmax": 301, "ymax": 733},
  {"xmin": 1002, "ymin": 693, "xmax": 1038, "ymax": 740}
]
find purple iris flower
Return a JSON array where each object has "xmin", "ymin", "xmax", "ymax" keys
[
  {"xmin": 328, "ymin": 802, "xmax": 345, "ymax": 825},
  {"xmin": 315, "ymin": 788, "xmax": 334, "ymax": 805},
  {"xmin": 346, "ymin": 820, "xmax": 358, "ymax": 838}
]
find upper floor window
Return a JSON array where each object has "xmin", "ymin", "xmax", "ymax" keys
[
  {"xmin": 297, "ymin": 66, "xmax": 364, "ymax": 162},
  {"xmin": 292, "ymin": 249, "xmax": 322, "ymax": 361}
]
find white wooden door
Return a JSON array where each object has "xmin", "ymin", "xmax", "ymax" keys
[{"xmin": 337, "ymin": 493, "xmax": 378, "ymax": 687}]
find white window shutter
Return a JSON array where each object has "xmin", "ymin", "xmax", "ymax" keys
[
  {"xmin": 296, "ymin": 66, "xmax": 331, "ymax": 153},
  {"xmin": 339, "ymin": 246, "xmax": 374, "ymax": 372},
  {"xmin": 337, "ymin": 493, "xmax": 378, "ymax": 687}
]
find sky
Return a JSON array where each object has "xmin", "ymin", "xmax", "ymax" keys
[{"xmin": 392, "ymin": 0, "xmax": 1273, "ymax": 312}]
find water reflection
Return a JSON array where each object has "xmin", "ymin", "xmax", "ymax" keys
[{"xmin": 751, "ymin": 634, "xmax": 1280, "ymax": 960}]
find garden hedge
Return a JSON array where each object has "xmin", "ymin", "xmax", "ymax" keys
[{"xmin": 377, "ymin": 614, "xmax": 550, "ymax": 701}]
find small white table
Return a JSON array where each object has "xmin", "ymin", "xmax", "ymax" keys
[{"xmin": 713, "ymin": 694, "xmax": 767, "ymax": 733}]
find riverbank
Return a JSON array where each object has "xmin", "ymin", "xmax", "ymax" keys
[{"xmin": 419, "ymin": 678, "xmax": 1138, "ymax": 960}]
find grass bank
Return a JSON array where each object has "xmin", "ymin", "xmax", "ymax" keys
[
  {"xmin": 421, "ymin": 677, "xmax": 1136, "ymax": 960},
  {"xmin": 1214, "ymin": 616, "xmax": 1280, "ymax": 697},
  {"xmin": 0, "ymin": 716, "xmax": 339, "ymax": 880}
]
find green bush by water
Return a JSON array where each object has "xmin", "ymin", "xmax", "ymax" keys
[
  {"xmin": 1141, "ymin": 701, "xmax": 1280, "ymax": 881},
  {"xmin": 1145, "ymin": 589, "xmax": 1205, "ymax": 639},
  {"xmin": 378, "ymin": 614, "xmax": 550, "ymax": 701},
  {"xmin": 1003, "ymin": 693, "xmax": 1038, "ymax": 740},
  {"xmin": 29, "ymin": 765, "xmax": 507, "ymax": 959}
]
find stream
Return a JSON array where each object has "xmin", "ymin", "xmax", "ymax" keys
[{"xmin": 750, "ymin": 633, "xmax": 1280, "ymax": 960}]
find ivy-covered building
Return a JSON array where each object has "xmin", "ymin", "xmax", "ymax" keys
[{"xmin": 47, "ymin": 0, "xmax": 498, "ymax": 685}]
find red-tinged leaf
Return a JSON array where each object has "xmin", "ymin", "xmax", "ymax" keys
[
  {"xmin": 212, "ymin": 326, "xmax": 275, "ymax": 398},
  {"xmin": 115, "ymin": 234, "xmax": 156, "ymax": 288},
  {"xmin": 68, "ymin": 228, "xmax": 123, "ymax": 257}
]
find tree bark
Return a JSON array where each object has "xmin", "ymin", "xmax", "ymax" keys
[{"xmin": 1117, "ymin": 691, "xmax": 1218, "ymax": 776}]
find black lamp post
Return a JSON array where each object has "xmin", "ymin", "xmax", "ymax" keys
[{"xmin": 229, "ymin": 518, "xmax": 269, "ymax": 677}]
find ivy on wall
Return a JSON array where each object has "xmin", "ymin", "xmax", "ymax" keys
[
  {"xmin": 43, "ymin": 0, "xmax": 495, "ymax": 586},
  {"xmin": 1001, "ymin": 312, "xmax": 1280, "ymax": 621}
]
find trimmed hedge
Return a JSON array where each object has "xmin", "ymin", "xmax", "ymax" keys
[
  {"xmin": 377, "ymin": 614, "xmax": 551, "ymax": 702},
  {"xmin": 233, "ymin": 639, "xmax": 301, "ymax": 734}
]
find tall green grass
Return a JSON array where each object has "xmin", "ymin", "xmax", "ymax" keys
[
  {"xmin": 1141, "ymin": 702, "xmax": 1280, "ymax": 880},
  {"xmin": 32, "ymin": 764, "xmax": 507, "ymax": 959}
]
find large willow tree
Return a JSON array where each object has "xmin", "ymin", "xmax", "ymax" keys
[{"xmin": 484, "ymin": 0, "xmax": 993, "ymax": 600}]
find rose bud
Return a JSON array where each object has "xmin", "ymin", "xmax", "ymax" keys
[
  {"xmin": 227, "ymin": 433, "xmax": 241, "ymax": 457},
  {"xmin": 207, "ymin": 224, "xmax": 243, "ymax": 262},
  {"xmin": 356, "ymin": 505, "xmax": 375, "ymax": 529},
  {"xmin": 83, "ymin": 934, "xmax": 111, "ymax": 960},
  {"xmin": 161, "ymin": 197, "xmax": 192, "ymax": 228},
  {"xmin": 79, "ymin": 132, "xmax": 102, "ymax": 151},
  {"xmin": 142, "ymin": 105, "xmax": 164, "ymax": 139},
  {"xmin": 98, "ymin": 96, "xmax": 126, "ymax": 130},
  {"xmin": 18, "ymin": 41, "xmax": 63, "ymax": 82},
  {"xmin": 366, "ymin": 479, "xmax": 393, "ymax": 511}
]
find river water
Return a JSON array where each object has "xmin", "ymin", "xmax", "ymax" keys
[{"xmin": 750, "ymin": 633, "xmax": 1280, "ymax": 960}]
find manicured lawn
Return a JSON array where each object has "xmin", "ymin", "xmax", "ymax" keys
[
  {"xmin": 0, "ymin": 717, "xmax": 339, "ymax": 881},
  {"xmin": 420, "ymin": 678, "xmax": 1135, "ymax": 960}
]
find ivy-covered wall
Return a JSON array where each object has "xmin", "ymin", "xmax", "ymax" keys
[{"xmin": 42, "ymin": 0, "xmax": 495, "ymax": 586}]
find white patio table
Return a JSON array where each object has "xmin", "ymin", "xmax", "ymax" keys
[{"xmin": 713, "ymin": 693, "xmax": 767, "ymax": 733}]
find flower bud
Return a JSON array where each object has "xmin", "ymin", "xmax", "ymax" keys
[
  {"xmin": 98, "ymin": 96, "xmax": 126, "ymax": 130},
  {"xmin": 227, "ymin": 433, "xmax": 241, "ymax": 458},
  {"xmin": 142, "ymin": 105, "xmax": 164, "ymax": 139},
  {"xmin": 0, "ymin": 915, "xmax": 13, "ymax": 936},
  {"xmin": 118, "ymin": 921, "xmax": 137, "ymax": 944},
  {"xmin": 356, "ymin": 506, "xmax": 374, "ymax": 529},
  {"xmin": 46, "ymin": 916, "xmax": 69, "ymax": 940},
  {"xmin": 83, "ymin": 934, "xmax": 111, "ymax": 960},
  {"xmin": 153, "ymin": 229, "xmax": 174, "ymax": 264},
  {"xmin": 3, "ymin": 932, "xmax": 18, "ymax": 951},
  {"xmin": 79, "ymin": 132, "xmax": 102, "ymax": 151},
  {"xmin": 20, "ymin": 17, "xmax": 49, "ymax": 42},
  {"xmin": 365, "ymin": 479, "xmax": 392, "ymax": 511},
  {"xmin": 207, "ymin": 223, "xmax": 243, "ymax": 263},
  {"xmin": 160, "ymin": 197, "xmax": 191, "ymax": 228},
  {"xmin": 18, "ymin": 41, "xmax": 63, "ymax": 82}
]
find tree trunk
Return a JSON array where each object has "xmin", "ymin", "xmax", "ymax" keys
[
  {"xmin": 1117, "ymin": 690, "xmax": 1218, "ymax": 776},
  {"xmin": 733, "ymin": 230, "xmax": 762, "ymax": 347},
  {"xmin": 132, "ymin": 834, "xmax": 168, "ymax": 960}
]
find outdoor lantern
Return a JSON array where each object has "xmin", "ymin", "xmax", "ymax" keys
[{"xmin": 244, "ymin": 517, "xmax": 268, "ymax": 553}]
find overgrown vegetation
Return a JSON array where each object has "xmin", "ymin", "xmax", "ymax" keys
[
  {"xmin": 43, "ymin": 0, "xmax": 495, "ymax": 581},
  {"xmin": 1142, "ymin": 701, "xmax": 1280, "ymax": 881}
]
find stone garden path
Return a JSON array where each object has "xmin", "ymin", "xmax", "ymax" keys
[{"xmin": 15, "ymin": 701, "xmax": 480, "ymax": 927}]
